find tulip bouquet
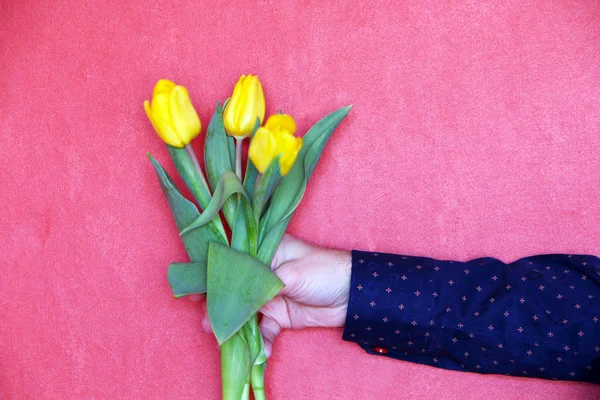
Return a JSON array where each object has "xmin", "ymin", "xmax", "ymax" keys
[{"xmin": 144, "ymin": 75, "xmax": 350, "ymax": 400}]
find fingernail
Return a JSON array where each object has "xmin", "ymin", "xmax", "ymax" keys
[{"xmin": 202, "ymin": 317, "xmax": 211, "ymax": 333}]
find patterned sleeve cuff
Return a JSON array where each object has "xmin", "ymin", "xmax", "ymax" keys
[{"xmin": 342, "ymin": 250, "xmax": 435, "ymax": 356}]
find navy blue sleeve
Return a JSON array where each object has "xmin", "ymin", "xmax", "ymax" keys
[{"xmin": 342, "ymin": 251, "xmax": 600, "ymax": 384}]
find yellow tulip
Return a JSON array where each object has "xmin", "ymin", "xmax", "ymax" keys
[
  {"xmin": 144, "ymin": 79, "xmax": 201, "ymax": 147},
  {"xmin": 264, "ymin": 113, "xmax": 296, "ymax": 135},
  {"xmin": 248, "ymin": 114, "xmax": 303, "ymax": 176},
  {"xmin": 248, "ymin": 127, "xmax": 277, "ymax": 173},
  {"xmin": 223, "ymin": 75, "xmax": 265, "ymax": 137}
]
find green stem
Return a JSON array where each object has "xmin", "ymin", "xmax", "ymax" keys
[
  {"xmin": 224, "ymin": 165, "xmax": 269, "ymax": 400},
  {"xmin": 221, "ymin": 333, "xmax": 251, "ymax": 400},
  {"xmin": 185, "ymin": 144, "xmax": 210, "ymax": 192},
  {"xmin": 247, "ymin": 233, "xmax": 268, "ymax": 399},
  {"xmin": 249, "ymin": 324, "xmax": 267, "ymax": 400},
  {"xmin": 241, "ymin": 384, "xmax": 250, "ymax": 400},
  {"xmin": 251, "ymin": 362, "xmax": 267, "ymax": 400},
  {"xmin": 235, "ymin": 137, "xmax": 244, "ymax": 181}
]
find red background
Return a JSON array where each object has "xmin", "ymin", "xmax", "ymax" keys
[{"xmin": 2, "ymin": 0, "xmax": 599, "ymax": 399}]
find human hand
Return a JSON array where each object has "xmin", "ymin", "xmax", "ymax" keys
[
  {"xmin": 260, "ymin": 234, "xmax": 352, "ymax": 356},
  {"xmin": 199, "ymin": 234, "xmax": 351, "ymax": 357}
]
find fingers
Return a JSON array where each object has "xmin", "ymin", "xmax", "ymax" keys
[
  {"xmin": 187, "ymin": 294, "xmax": 211, "ymax": 333},
  {"xmin": 259, "ymin": 314, "xmax": 282, "ymax": 358},
  {"xmin": 270, "ymin": 262, "xmax": 301, "ymax": 298},
  {"xmin": 188, "ymin": 293, "xmax": 205, "ymax": 302}
]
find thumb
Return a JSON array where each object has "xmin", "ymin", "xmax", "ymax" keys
[
  {"xmin": 259, "ymin": 315, "xmax": 282, "ymax": 358},
  {"xmin": 259, "ymin": 296, "xmax": 292, "ymax": 357}
]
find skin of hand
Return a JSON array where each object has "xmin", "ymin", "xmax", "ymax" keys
[{"xmin": 199, "ymin": 234, "xmax": 352, "ymax": 357}]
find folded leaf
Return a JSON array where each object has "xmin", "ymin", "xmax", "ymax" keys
[
  {"xmin": 168, "ymin": 262, "xmax": 207, "ymax": 297},
  {"xmin": 246, "ymin": 314, "xmax": 267, "ymax": 366},
  {"xmin": 147, "ymin": 154, "xmax": 227, "ymax": 262},
  {"xmin": 204, "ymin": 102, "xmax": 238, "ymax": 226},
  {"xmin": 207, "ymin": 242, "xmax": 284, "ymax": 345},
  {"xmin": 180, "ymin": 171, "xmax": 249, "ymax": 235},
  {"xmin": 259, "ymin": 106, "xmax": 351, "ymax": 243},
  {"xmin": 166, "ymin": 146, "xmax": 228, "ymax": 241}
]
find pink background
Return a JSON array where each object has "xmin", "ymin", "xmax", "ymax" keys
[{"xmin": 1, "ymin": 0, "xmax": 599, "ymax": 399}]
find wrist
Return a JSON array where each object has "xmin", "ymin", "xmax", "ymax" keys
[
  {"xmin": 326, "ymin": 248, "xmax": 352, "ymax": 326},
  {"xmin": 338, "ymin": 250, "xmax": 352, "ymax": 307}
]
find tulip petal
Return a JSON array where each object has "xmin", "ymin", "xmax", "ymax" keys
[
  {"xmin": 151, "ymin": 93, "xmax": 172, "ymax": 122},
  {"xmin": 235, "ymin": 76, "xmax": 254, "ymax": 135},
  {"xmin": 265, "ymin": 114, "xmax": 296, "ymax": 135},
  {"xmin": 170, "ymin": 86, "xmax": 201, "ymax": 144},
  {"xmin": 281, "ymin": 146, "xmax": 301, "ymax": 176},
  {"xmin": 144, "ymin": 100, "xmax": 159, "ymax": 131},
  {"xmin": 146, "ymin": 99, "xmax": 183, "ymax": 147},
  {"xmin": 248, "ymin": 127, "xmax": 277, "ymax": 173},
  {"xmin": 275, "ymin": 132, "xmax": 301, "ymax": 175},
  {"xmin": 154, "ymin": 115, "xmax": 185, "ymax": 147},
  {"xmin": 256, "ymin": 80, "xmax": 265, "ymax": 125},
  {"xmin": 153, "ymin": 79, "xmax": 176, "ymax": 98},
  {"xmin": 223, "ymin": 76, "xmax": 244, "ymax": 136}
]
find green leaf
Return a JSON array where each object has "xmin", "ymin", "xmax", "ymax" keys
[
  {"xmin": 230, "ymin": 129, "xmax": 262, "ymax": 254},
  {"xmin": 147, "ymin": 154, "xmax": 227, "ymax": 262},
  {"xmin": 230, "ymin": 201, "xmax": 249, "ymax": 253},
  {"xmin": 243, "ymin": 161, "xmax": 259, "ymax": 200},
  {"xmin": 303, "ymin": 107, "xmax": 352, "ymax": 180},
  {"xmin": 166, "ymin": 146, "xmax": 209, "ymax": 208},
  {"xmin": 252, "ymin": 155, "xmax": 281, "ymax": 220},
  {"xmin": 256, "ymin": 216, "xmax": 291, "ymax": 265},
  {"xmin": 179, "ymin": 171, "xmax": 249, "ymax": 235},
  {"xmin": 259, "ymin": 105, "xmax": 352, "ymax": 242},
  {"xmin": 204, "ymin": 102, "xmax": 238, "ymax": 226},
  {"xmin": 229, "ymin": 119, "xmax": 264, "ymax": 254},
  {"xmin": 220, "ymin": 98, "xmax": 236, "ymax": 171},
  {"xmin": 207, "ymin": 242, "xmax": 284, "ymax": 345},
  {"xmin": 227, "ymin": 134, "xmax": 236, "ymax": 177},
  {"xmin": 242, "ymin": 117, "xmax": 263, "ymax": 200},
  {"xmin": 168, "ymin": 262, "xmax": 206, "ymax": 297}
]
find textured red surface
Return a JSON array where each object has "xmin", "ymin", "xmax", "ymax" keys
[{"xmin": 1, "ymin": 1, "xmax": 600, "ymax": 399}]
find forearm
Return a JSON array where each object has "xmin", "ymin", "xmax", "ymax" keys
[{"xmin": 343, "ymin": 250, "xmax": 600, "ymax": 384}]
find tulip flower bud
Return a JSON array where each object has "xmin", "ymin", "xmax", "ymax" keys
[
  {"xmin": 144, "ymin": 79, "xmax": 201, "ymax": 147},
  {"xmin": 223, "ymin": 75, "xmax": 265, "ymax": 138},
  {"xmin": 248, "ymin": 127, "xmax": 277, "ymax": 173},
  {"xmin": 248, "ymin": 114, "xmax": 302, "ymax": 176}
]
